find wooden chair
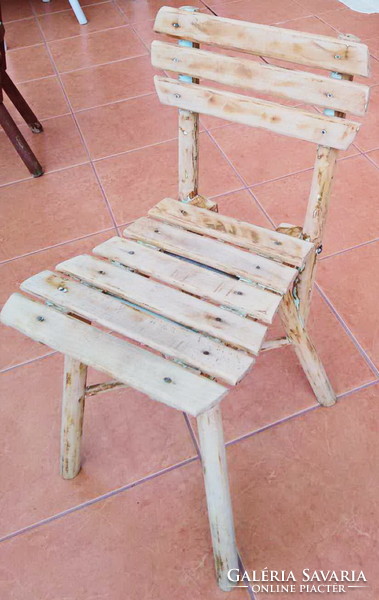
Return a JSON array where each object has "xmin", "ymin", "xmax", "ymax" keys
[
  {"xmin": 0, "ymin": 6, "xmax": 370, "ymax": 591},
  {"xmin": 0, "ymin": 6, "xmax": 43, "ymax": 177}
]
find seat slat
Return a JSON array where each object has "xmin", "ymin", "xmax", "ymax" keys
[
  {"xmin": 154, "ymin": 7, "xmax": 370, "ymax": 77},
  {"xmin": 152, "ymin": 41, "xmax": 369, "ymax": 116},
  {"xmin": 21, "ymin": 271, "xmax": 254, "ymax": 385},
  {"xmin": 154, "ymin": 77, "xmax": 361, "ymax": 150},
  {"xmin": 1, "ymin": 294, "xmax": 227, "ymax": 416},
  {"xmin": 124, "ymin": 218, "xmax": 297, "ymax": 294},
  {"xmin": 56, "ymin": 255, "xmax": 267, "ymax": 355},
  {"xmin": 149, "ymin": 198, "xmax": 313, "ymax": 268},
  {"xmin": 93, "ymin": 236, "xmax": 281, "ymax": 324}
]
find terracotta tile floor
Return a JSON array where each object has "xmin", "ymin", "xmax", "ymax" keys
[{"xmin": 1, "ymin": 0, "xmax": 379, "ymax": 598}]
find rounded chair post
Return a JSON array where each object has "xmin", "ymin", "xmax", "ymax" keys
[
  {"xmin": 197, "ymin": 404, "xmax": 239, "ymax": 591},
  {"xmin": 60, "ymin": 355, "xmax": 87, "ymax": 479}
]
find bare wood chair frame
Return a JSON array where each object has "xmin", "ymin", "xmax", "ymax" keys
[{"xmin": 0, "ymin": 6, "xmax": 370, "ymax": 592}]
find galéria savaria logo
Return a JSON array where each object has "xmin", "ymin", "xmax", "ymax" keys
[{"xmin": 227, "ymin": 569, "xmax": 368, "ymax": 594}]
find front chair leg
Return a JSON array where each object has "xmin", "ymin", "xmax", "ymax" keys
[
  {"xmin": 61, "ymin": 355, "xmax": 87, "ymax": 479},
  {"xmin": 197, "ymin": 404, "xmax": 239, "ymax": 591},
  {"xmin": 280, "ymin": 291, "xmax": 336, "ymax": 407}
]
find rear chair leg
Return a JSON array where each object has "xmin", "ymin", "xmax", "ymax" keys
[
  {"xmin": 196, "ymin": 404, "xmax": 239, "ymax": 591},
  {"xmin": 61, "ymin": 356, "xmax": 87, "ymax": 479},
  {"xmin": 280, "ymin": 291, "xmax": 336, "ymax": 407}
]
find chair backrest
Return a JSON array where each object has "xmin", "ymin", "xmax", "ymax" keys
[{"xmin": 151, "ymin": 7, "xmax": 370, "ymax": 320}]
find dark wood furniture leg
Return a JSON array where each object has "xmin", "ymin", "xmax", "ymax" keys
[{"xmin": 0, "ymin": 11, "xmax": 44, "ymax": 177}]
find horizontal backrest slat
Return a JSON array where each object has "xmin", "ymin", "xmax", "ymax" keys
[
  {"xmin": 152, "ymin": 41, "xmax": 369, "ymax": 116},
  {"xmin": 154, "ymin": 76, "xmax": 361, "ymax": 150},
  {"xmin": 154, "ymin": 7, "xmax": 370, "ymax": 77}
]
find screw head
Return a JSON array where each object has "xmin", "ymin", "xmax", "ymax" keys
[
  {"xmin": 98, "ymin": 270, "xmax": 105, "ymax": 275},
  {"xmin": 154, "ymin": 229, "xmax": 160, "ymax": 233},
  {"xmin": 37, "ymin": 316, "xmax": 45, "ymax": 322},
  {"xmin": 234, "ymin": 290, "xmax": 243, "ymax": 295},
  {"xmin": 334, "ymin": 54, "xmax": 341, "ymax": 59},
  {"xmin": 215, "ymin": 317, "xmax": 222, "ymax": 322},
  {"xmin": 164, "ymin": 377, "xmax": 172, "ymax": 383},
  {"xmin": 175, "ymin": 93, "xmax": 181, "ymax": 99},
  {"xmin": 172, "ymin": 22, "xmax": 180, "ymax": 27},
  {"xmin": 58, "ymin": 286, "xmax": 68, "ymax": 293},
  {"xmin": 203, "ymin": 350, "xmax": 210, "ymax": 355},
  {"xmin": 128, "ymin": 250, "xmax": 135, "ymax": 255},
  {"xmin": 321, "ymin": 129, "xmax": 327, "ymax": 135},
  {"xmin": 326, "ymin": 92, "xmax": 333, "ymax": 98}
]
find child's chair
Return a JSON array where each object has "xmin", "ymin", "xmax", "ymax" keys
[
  {"xmin": 0, "ymin": 6, "xmax": 370, "ymax": 592},
  {"xmin": 41, "ymin": 0, "xmax": 87, "ymax": 25}
]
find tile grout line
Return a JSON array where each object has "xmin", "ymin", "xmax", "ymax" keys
[
  {"xmin": 225, "ymin": 378, "xmax": 379, "ymax": 450},
  {"xmin": 112, "ymin": 0, "xmax": 152, "ymax": 54},
  {"xmin": 0, "ymin": 350, "xmax": 57, "ymax": 375},
  {"xmin": 33, "ymin": 0, "xmax": 113, "ymax": 19},
  {"xmin": 13, "ymin": 52, "xmax": 149, "ymax": 84},
  {"xmin": 28, "ymin": 2, "xmax": 121, "ymax": 236},
  {"xmin": 0, "ymin": 454, "xmax": 199, "ymax": 545},
  {"xmin": 0, "ymin": 159, "xmax": 91, "ymax": 190},
  {"xmin": 204, "ymin": 128, "xmax": 275, "ymax": 225},
  {"xmin": 183, "ymin": 413, "xmax": 201, "ymax": 456},
  {"xmin": 238, "ymin": 552, "xmax": 257, "ymax": 599},
  {"xmin": 319, "ymin": 235, "xmax": 379, "ymax": 261},
  {"xmin": 0, "ymin": 226, "xmax": 116, "ymax": 266},
  {"xmin": 316, "ymin": 283, "xmax": 379, "ymax": 377},
  {"xmin": 73, "ymin": 90, "xmax": 154, "ymax": 115}
]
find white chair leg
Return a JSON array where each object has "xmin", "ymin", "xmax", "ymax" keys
[
  {"xmin": 68, "ymin": 0, "xmax": 88, "ymax": 25},
  {"xmin": 60, "ymin": 355, "xmax": 87, "ymax": 479},
  {"xmin": 197, "ymin": 404, "xmax": 239, "ymax": 591},
  {"xmin": 41, "ymin": 0, "xmax": 87, "ymax": 25}
]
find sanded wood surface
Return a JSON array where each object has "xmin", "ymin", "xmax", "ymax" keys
[
  {"xmin": 298, "ymin": 146, "xmax": 338, "ymax": 322},
  {"xmin": 154, "ymin": 7, "xmax": 370, "ymax": 77},
  {"xmin": 152, "ymin": 41, "xmax": 369, "ymax": 116},
  {"xmin": 197, "ymin": 405, "xmax": 239, "ymax": 590},
  {"xmin": 149, "ymin": 198, "xmax": 313, "ymax": 267},
  {"xmin": 280, "ymin": 291, "xmax": 336, "ymax": 407},
  {"xmin": 61, "ymin": 356, "xmax": 87, "ymax": 479},
  {"xmin": 93, "ymin": 236, "xmax": 281, "ymax": 323},
  {"xmin": 1, "ymin": 293, "xmax": 227, "ymax": 416},
  {"xmin": 154, "ymin": 77, "xmax": 361, "ymax": 150},
  {"xmin": 56, "ymin": 254, "xmax": 267, "ymax": 355},
  {"xmin": 21, "ymin": 270, "xmax": 254, "ymax": 385},
  {"xmin": 178, "ymin": 107, "xmax": 199, "ymax": 201},
  {"xmin": 124, "ymin": 218, "xmax": 297, "ymax": 294}
]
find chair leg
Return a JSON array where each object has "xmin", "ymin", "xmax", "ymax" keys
[
  {"xmin": 0, "ymin": 103, "xmax": 43, "ymax": 177},
  {"xmin": 68, "ymin": 0, "xmax": 88, "ymax": 25},
  {"xmin": 2, "ymin": 72, "xmax": 43, "ymax": 133},
  {"xmin": 196, "ymin": 404, "xmax": 239, "ymax": 591},
  {"xmin": 61, "ymin": 356, "xmax": 87, "ymax": 479},
  {"xmin": 280, "ymin": 291, "xmax": 336, "ymax": 407}
]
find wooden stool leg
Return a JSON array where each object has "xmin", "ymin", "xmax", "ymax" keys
[
  {"xmin": 280, "ymin": 292, "xmax": 336, "ymax": 407},
  {"xmin": 61, "ymin": 356, "xmax": 87, "ymax": 479},
  {"xmin": 197, "ymin": 404, "xmax": 239, "ymax": 591},
  {"xmin": 2, "ymin": 72, "xmax": 43, "ymax": 133},
  {"xmin": 0, "ymin": 103, "xmax": 43, "ymax": 177}
]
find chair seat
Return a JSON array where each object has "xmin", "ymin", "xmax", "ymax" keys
[{"xmin": 1, "ymin": 199, "xmax": 313, "ymax": 417}]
